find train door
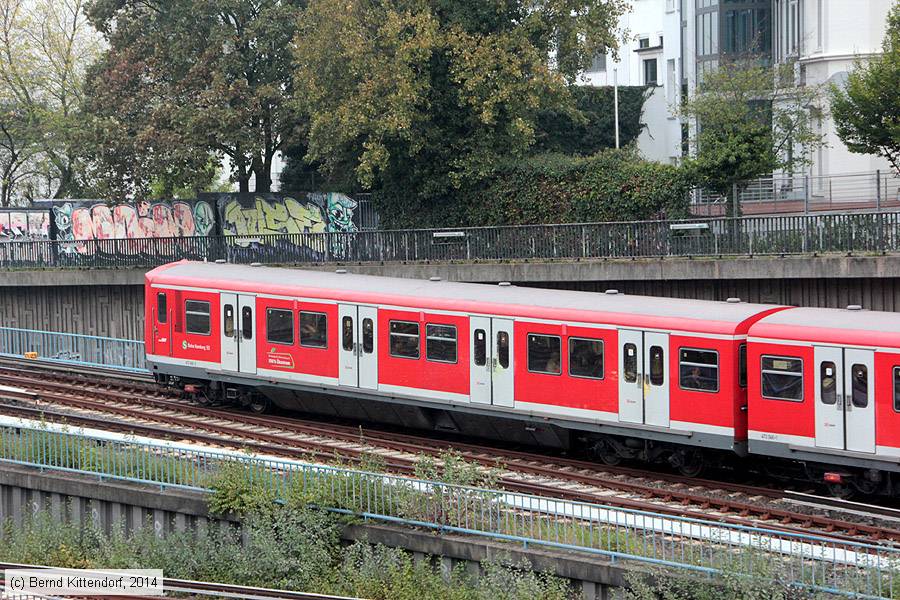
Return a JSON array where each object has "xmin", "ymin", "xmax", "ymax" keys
[
  {"xmin": 814, "ymin": 347, "xmax": 875, "ymax": 453},
  {"xmin": 844, "ymin": 349, "xmax": 875, "ymax": 454},
  {"xmin": 151, "ymin": 289, "xmax": 172, "ymax": 355},
  {"xmin": 491, "ymin": 319, "xmax": 514, "ymax": 407},
  {"xmin": 220, "ymin": 293, "xmax": 239, "ymax": 372},
  {"xmin": 237, "ymin": 295, "xmax": 256, "ymax": 374},
  {"xmin": 338, "ymin": 304, "xmax": 358, "ymax": 387},
  {"xmin": 644, "ymin": 332, "xmax": 670, "ymax": 427},
  {"xmin": 358, "ymin": 306, "xmax": 378, "ymax": 390},
  {"xmin": 618, "ymin": 329, "xmax": 643, "ymax": 424},
  {"xmin": 470, "ymin": 317, "xmax": 492, "ymax": 404}
]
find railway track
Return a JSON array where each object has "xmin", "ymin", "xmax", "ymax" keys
[{"xmin": 1, "ymin": 360, "xmax": 900, "ymax": 545}]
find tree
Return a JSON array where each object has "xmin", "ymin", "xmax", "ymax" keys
[
  {"xmin": 0, "ymin": 101, "xmax": 41, "ymax": 206},
  {"xmin": 0, "ymin": 0, "xmax": 102, "ymax": 199},
  {"xmin": 85, "ymin": 0, "xmax": 304, "ymax": 194},
  {"xmin": 680, "ymin": 60, "xmax": 825, "ymax": 215},
  {"xmin": 830, "ymin": 3, "xmax": 900, "ymax": 175},
  {"xmin": 293, "ymin": 0, "xmax": 628, "ymax": 206}
]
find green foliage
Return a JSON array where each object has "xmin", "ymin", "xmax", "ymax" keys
[
  {"xmin": 533, "ymin": 85, "xmax": 649, "ymax": 156},
  {"xmin": 207, "ymin": 460, "xmax": 279, "ymax": 517},
  {"xmin": 375, "ymin": 148, "xmax": 694, "ymax": 228},
  {"xmin": 414, "ymin": 449, "xmax": 504, "ymax": 489},
  {"xmin": 830, "ymin": 3, "xmax": 900, "ymax": 175},
  {"xmin": 680, "ymin": 60, "xmax": 825, "ymax": 214},
  {"xmin": 294, "ymin": 0, "xmax": 628, "ymax": 206},
  {"xmin": 84, "ymin": 0, "xmax": 304, "ymax": 195}
]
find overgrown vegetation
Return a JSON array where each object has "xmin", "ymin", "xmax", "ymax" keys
[{"xmin": 620, "ymin": 565, "xmax": 832, "ymax": 600}]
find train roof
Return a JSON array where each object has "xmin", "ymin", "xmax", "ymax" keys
[
  {"xmin": 751, "ymin": 307, "xmax": 900, "ymax": 348},
  {"xmin": 147, "ymin": 261, "xmax": 786, "ymax": 335}
]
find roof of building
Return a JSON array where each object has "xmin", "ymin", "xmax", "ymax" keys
[{"xmin": 147, "ymin": 261, "xmax": 786, "ymax": 335}]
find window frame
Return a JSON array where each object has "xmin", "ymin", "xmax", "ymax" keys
[
  {"xmin": 527, "ymin": 333, "xmax": 562, "ymax": 376},
  {"xmin": 760, "ymin": 355, "xmax": 804, "ymax": 402},
  {"xmin": 265, "ymin": 308, "xmax": 295, "ymax": 346},
  {"xmin": 649, "ymin": 345, "xmax": 665, "ymax": 387},
  {"xmin": 678, "ymin": 347, "xmax": 719, "ymax": 393},
  {"xmin": 362, "ymin": 318, "xmax": 374, "ymax": 354},
  {"xmin": 184, "ymin": 300, "xmax": 211, "ymax": 336},
  {"xmin": 497, "ymin": 331, "xmax": 510, "ymax": 369},
  {"xmin": 425, "ymin": 323, "xmax": 458, "ymax": 364},
  {"xmin": 223, "ymin": 304, "xmax": 235, "ymax": 338},
  {"xmin": 241, "ymin": 306, "xmax": 253, "ymax": 340},
  {"xmin": 473, "ymin": 329, "xmax": 487, "ymax": 367},
  {"xmin": 893, "ymin": 366, "xmax": 900, "ymax": 413},
  {"xmin": 299, "ymin": 311, "xmax": 328, "ymax": 349},
  {"xmin": 157, "ymin": 293, "xmax": 167, "ymax": 324},
  {"xmin": 389, "ymin": 320, "xmax": 420, "ymax": 360},
  {"xmin": 738, "ymin": 343, "xmax": 747, "ymax": 388},
  {"xmin": 567, "ymin": 337, "xmax": 605, "ymax": 381},
  {"xmin": 850, "ymin": 363, "xmax": 869, "ymax": 408}
]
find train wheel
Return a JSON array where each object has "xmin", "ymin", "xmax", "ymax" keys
[
  {"xmin": 675, "ymin": 449, "xmax": 705, "ymax": 478},
  {"xmin": 827, "ymin": 482, "xmax": 854, "ymax": 499},
  {"xmin": 248, "ymin": 395, "xmax": 269, "ymax": 414},
  {"xmin": 591, "ymin": 439, "xmax": 622, "ymax": 466}
]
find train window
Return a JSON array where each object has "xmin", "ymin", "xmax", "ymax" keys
[
  {"xmin": 738, "ymin": 344, "xmax": 747, "ymax": 388},
  {"xmin": 820, "ymin": 361, "xmax": 837, "ymax": 405},
  {"xmin": 851, "ymin": 364, "xmax": 868, "ymax": 408},
  {"xmin": 184, "ymin": 300, "xmax": 211, "ymax": 335},
  {"xmin": 760, "ymin": 356, "xmax": 803, "ymax": 401},
  {"xmin": 389, "ymin": 321, "xmax": 419, "ymax": 359},
  {"xmin": 362, "ymin": 318, "xmax": 374, "ymax": 354},
  {"xmin": 426, "ymin": 324, "xmax": 457, "ymax": 363},
  {"xmin": 266, "ymin": 309, "xmax": 294, "ymax": 345},
  {"xmin": 649, "ymin": 346, "xmax": 664, "ymax": 386},
  {"xmin": 679, "ymin": 348, "xmax": 718, "ymax": 392},
  {"xmin": 223, "ymin": 304, "xmax": 235, "ymax": 338},
  {"xmin": 474, "ymin": 329, "xmax": 487, "ymax": 366},
  {"xmin": 623, "ymin": 343, "xmax": 637, "ymax": 383},
  {"xmin": 497, "ymin": 331, "xmax": 510, "ymax": 369},
  {"xmin": 299, "ymin": 312, "xmax": 327, "ymax": 348},
  {"xmin": 569, "ymin": 338, "xmax": 603, "ymax": 379},
  {"xmin": 157, "ymin": 293, "xmax": 167, "ymax": 323},
  {"xmin": 342, "ymin": 317, "xmax": 353, "ymax": 351},
  {"xmin": 894, "ymin": 367, "xmax": 900, "ymax": 412},
  {"xmin": 528, "ymin": 334, "xmax": 561, "ymax": 375},
  {"xmin": 241, "ymin": 306, "xmax": 252, "ymax": 340}
]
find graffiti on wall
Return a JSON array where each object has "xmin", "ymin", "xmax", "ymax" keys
[
  {"xmin": 0, "ymin": 211, "xmax": 50, "ymax": 242},
  {"xmin": 214, "ymin": 192, "xmax": 359, "ymax": 260},
  {"xmin": 48, "ymin": 200, "xmax": 216, "ymax": 255}
]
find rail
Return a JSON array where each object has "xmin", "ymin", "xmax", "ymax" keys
[
  {"xmin": 0, "ymin": 327, "xmax": 145, "ymax": 373},
  {"xmin": 1, "ymin": 211, "xmax": 900, "ymax": 269},
  {"xmin": 0, "ymin": 424, "xmax": 897, "ymax": 598}
]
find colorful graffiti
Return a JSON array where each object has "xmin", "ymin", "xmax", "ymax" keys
[
  {"xmin": 219, "ymin": 195, "xmax": 329, "ymax": 237},
  {"xmin": 0, "ymin": 211, "xmax": 50, "ymax": 241}
]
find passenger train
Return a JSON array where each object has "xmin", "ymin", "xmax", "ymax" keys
[{"xmin": 145, "ymin": 261, "xmax": 900, "ymax": 495}]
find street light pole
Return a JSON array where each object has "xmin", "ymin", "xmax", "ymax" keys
[{"xmin": 614, "ymin": 68, "xmax": 620, "ymax": 149}]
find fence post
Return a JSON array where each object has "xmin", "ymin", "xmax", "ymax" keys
[
  {"xmin": 876, "ymin": 170, "xmax": 882, "ymax": 212},
  {"xmin": 804, "ymin": 175, "xmax": 810, "ymax": 215}
]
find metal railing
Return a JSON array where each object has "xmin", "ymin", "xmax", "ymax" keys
[
  {"xmin": 1, "ymin": 211, "xmax": 900, "ymax": 269},
  {"xmin": 1, "ymin": 424, "xmax": 897, "ymax": 598},
  {"xmin": 691, "ymin": 171, "xmax": 900, "ymax": 216},
  {"xmin": 0, "ymin": 327, "xmax": 146, "ymax": 372}
]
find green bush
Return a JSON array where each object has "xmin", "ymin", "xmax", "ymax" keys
[{"xmin": 375, "ymin": 148, "xmax": 694, "ymax": 228}]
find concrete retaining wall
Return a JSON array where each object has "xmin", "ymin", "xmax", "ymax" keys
[{"xmin": 0, "ymin": 464, "xmax": 627, "ymax": 599}]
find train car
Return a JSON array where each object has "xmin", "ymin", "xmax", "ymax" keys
[
  {"xmin": 747, "ymin": 307, "xmax": 900, "ymax": 494},
  {"xmin": 145, "ymin": 261, "xmax": 785, "ymax": 474}
]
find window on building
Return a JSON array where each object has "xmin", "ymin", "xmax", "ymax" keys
[
  {"xmin": 497, "ymin": 332, "xmax": 510, "ymax": 369},
  {"xmin": 266, "ymin": 308, "xmax": 294, "ymax": 345},
  {"xmin": 223, "ymin": 304, "xmax": 235, "ymax": 338},
  {"xmin": 185, "ymin": 300, "xmax": 211, "ymax": 335},
  {"xmin": 820, "ymin": 361, "xmax": 837, "ymax": 405},
  {"xmin": 816, "ymin": 0, "xmax": 823, "ymax": 49},
  {"xmin": 389, "ymin": 321, "xmax": 419, "ymax": 359},
  {"xmin": 761, "ymin": 356, "xmax": 803, "ymax": 401},
  {"xmin": 588, "ymin": 51, "xmax": 607, "ymax": 73},
  {"xmin": 299, "ymin": 312, "xmax": 327, "ymax": 348},
  {"xmin": 739, "ymin": 343, "xmax": 747, "ymax": 388},
  {"xmin": 342, "ymin": 316, "xmax": 353, "ymax": 351},
  {"xmin": 157, "ymin": 293, "xmax": 167, "ymax": 323},
  {"xmin": 644, "ymin": 58, "xmax": 658, "ymax": 85},
  {"xmin": 639, "ymin": 37, "xmax": 651, "ymax": 49},
  {"xmin": 362, "ymin": 318, "xmax": 374, "ymax": 354},
  {"xmin": 666, "ymin": 0, "xmax": 677, "ymax": 11},
  {"xmin": 528, "ymin": 334, "xmax": 561, "ymax": 375},
  {"xmin": 649, "ymin": 346, "xmax": 665, "ymax": 386},
  {"xmin": 426, "ymin": 324, "xmax": 457, "ymax": 363},
  {"xmin": 241, "ymin": 306, "xmax": 253, "ymax": 340},
  {"xmin": 568, "ymin": 338, "xmax": 604, "ymax": 379},
  {"xmin": 851, "ymin": 364, "xmax": 868, "ymax": 408},
  {"xmin": 473, "ymin": 329, "xmax": 487, "ymax": 367},
  {"xmin": 679, "ymin": 348, "xmax": 718, "ymax": 392}
]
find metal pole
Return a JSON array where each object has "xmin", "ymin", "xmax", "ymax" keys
[
  {"xmin": 804, "ymin": 174, "xmax": 810, "ymax": 215},
  {"xmin": 614, "ymin": 68, "xmax": 620, "ymax": 149},
  {"xmin": 876, "ymin": 169, "xmax": 882, "ymax": 212}
]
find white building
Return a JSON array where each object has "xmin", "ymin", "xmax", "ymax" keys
[{"xmin": 773, "ymin": 0, "xmax": 895, "ymax": 179}]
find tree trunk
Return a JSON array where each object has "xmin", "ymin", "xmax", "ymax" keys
[{"xmin": 238, "ymin": 176, "xmax": 250, "ymax": 193}]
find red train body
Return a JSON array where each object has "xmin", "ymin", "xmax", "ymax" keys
[{"xmin": 145, "ymin": 261, "xmax": 900, "ymax": 493}]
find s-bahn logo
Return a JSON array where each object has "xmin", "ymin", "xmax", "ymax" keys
[
  {"xmin": 267, "ymin": 347, "xmax": 294, "ymax": 369},
  {"xmin": 182, "ymin": 340, "xmax": 187, "ymax": 350},
  {"xmin": 182, "ymin": 340, "xmax": 211, "ymax": 352}
]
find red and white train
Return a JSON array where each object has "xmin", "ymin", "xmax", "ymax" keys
[{"xmin": 145, "ymin": 261, "xmax": 900, "ymax": 494}]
